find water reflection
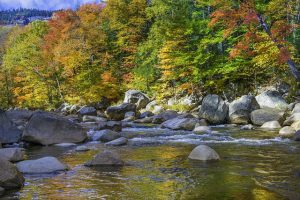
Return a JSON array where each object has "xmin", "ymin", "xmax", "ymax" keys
[{"xmin": 4, "ymin": 129, "xmax": 300, "ymax": 200}]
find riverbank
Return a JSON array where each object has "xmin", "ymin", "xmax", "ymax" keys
[{"xmin": 0, "ymin": 89, "xmax": 300, "ymax": 198}]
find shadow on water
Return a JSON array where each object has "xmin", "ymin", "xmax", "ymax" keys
[{"xmin": 3, "ymin": 127, "xmax": 300, "ymax": 200}]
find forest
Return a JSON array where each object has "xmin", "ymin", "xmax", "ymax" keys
[{"xmin": 0, "ymin": 0, "xmax": 299, "ymax": 109}]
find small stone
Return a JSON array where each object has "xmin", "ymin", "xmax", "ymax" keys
[
  {"xmin": 105, "ymin": 137, "xmax": 128, "ymax": 146},
  {"xmin": 193, "ymin": 126, "xmax": 212, "ymax": 134},
  {"xmin": 241, "ymin": 124, "xmax": 254, "ymax": 130},
  {"xmin": 261, "ymin": 121, "xmax": 281, "ymax": 129},
  {"xmin": 54, "ymin": 143, "xmax": 77, "ymax": 147},
  {"xmin": 75, "ymin": 146, "xmax": 90, "ymax": 152}
]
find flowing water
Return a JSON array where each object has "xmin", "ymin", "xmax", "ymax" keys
[{"xmin": 3, "ymin": 126, "xmax": 300, "ymax": 200}]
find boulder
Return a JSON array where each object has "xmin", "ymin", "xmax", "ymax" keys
[
  {"xmin": 199, "ymin": 95, "xmax": 229, "ymax": 124},
  {"xmin": 6, "ymin": 109, "xmax": 33, "ymax": 125},
  {"xmin": 0, "ymin": 158, "xmax": 24, "ymax": 189},
  {"xmin": 261, "ymin": 121, "xmax": 281, "ymax": 129},
  {"xmin": 255, "ymin": 90, "xmax": 288, "ymax": 110},
  {"xmin": 106, "ymin": 103, "xmax": 136, "ymax": 121},
  {"xmin": 22, "ymin": 111, "xmax": 87, "ymax": 145},
  {"xmin": 91, "ymin": 130, "xmax": 121, "ymax": 142},
  {"xmin": 229, "ymin": 95, "xmax": 260, "ymax": 124},
  {"xmin": 105, "ymin": 137, "xmax": 128, "ymax": 146},
  {"xmin": 188, "ymin": 145, "xmax": 220, "ymax": 161},
  {"xmin": 279, "ymin": 126, "xmax": 296, "ymax": 137},
  {"xmin": 134, "ymin": 117, "xmax": 154, "ymax": 124},
  {"xmin": 193, "ymin": 126, "xmax": 212, "ymax": 134},
  {"xmin": 82, "ymin": 115, "xmax": 107, "ymax": 123},
  {"xmin": 291, "ymin": 121, "xmax": 300, "ymax": 131},
  {"xmin": 161, "ymin": 117, "xmax": 199, "ymax": 131},
  {"xmin": 292, "ymin": 103, "xmax": 300, "ymax": 113},
  {"xmin": 16, "ymin": 157, "xmax": 68, "ymax": 174},
  {"xmin": 241, "ymin": 124, "xmax": 254, "ymax": 130},
  {"xmin": 0, "ymin": 148, "xmax": 25, "ymax": 162},
  {"xmin": 140, "ymin": 111, "xmax": 154, "ymax": 119},
  {"xmin": 250, "ymin": 108, "xmax": 285, "ymax": 126},
  {"xmin": 0, "ymin": 110, "xmax": 23, "ymax": 144},
  {"xmin": 85, "ymin": 151, "xmax": 124, "ymax": 166},
  {"xmin": 294, "ymin": 130, "xmax": 300, "ymax": 141},
  {"xmin": 96, "ymin": 121, "xmax": 122, "ymax": 132},
  {"xmin": 124, "ymin": 90, "xmax": 150, "ymax": 110},
  {"xmin": 195, "ymin": 119, "xmax": 208, "ymax": 127},
  {"xmin": 152, "ymin": 110, "xmax": 179, "ymax": 124},
  {"xmin": 78, "ymin": 106, "xmax": 97, "ymax": 116},
  {"xmin": 283, "ymin": 113, "xmax": 300, "ymax": 126}
]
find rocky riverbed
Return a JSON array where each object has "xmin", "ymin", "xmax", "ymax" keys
[{"xmin": 0, "ymin": 89, "xmax": 300, "ymax": 199}]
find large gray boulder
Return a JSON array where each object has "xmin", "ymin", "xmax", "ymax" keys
[
  {"xmin": 16, "ymin": 157, "xmax": 68, "ymax": 174},
  {"xmin": 250, "ymin": 108, "xmax": 285, "ymax": 126},
  {"xmin": 229, "ymin": 95, "xmax": 260, "ymax": 124},
  {"xmin": 0, "ymin": 110, "xmax": 23, "ymax": 144},
  {"xmin": 256, "ymin": 90, "xmax": 288, "ymax": 110},
  {"xmin": 188, "ymin": 145, "xmax": 220, "ymax": 161},
  {"xmin": 161, "ymin": 117, "xmax": 199, "ymax": 131},
  {"xmin": 199, "ymin": 95, "xmax": 229, "ymax": 124},
  {"xmin": 0, "ymin": 158, "xmax": 24, "ymax": 189},
  {"xmin": 22, "ymin": 111, "xmax": 87, "ymax": 145},
  {"xmin": 152, "ymin": 110, "xmax": 179, "ymax": 124},
  {"xmin": 91, "ymin": 130, "xmax": 121, "ymax": 142},
  {"xmin": 124, "ymin": 90, "xmax": 150, "ymax": 110},
  {"xmin": 85, "ymin": 151, "xmax": 124, "ymax": 166},
  {"xmin": 0, "ymin": 148, "xmax": 25, "ymax": 162},
  {"xmin": 106, "ymin": 103, "xmax": 136, "ymax": 121}
]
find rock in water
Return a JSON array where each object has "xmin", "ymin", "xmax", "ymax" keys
[
  {"xmin": 0, "ymin": 148, "xmax": 25, "ymax": 162},
  {"xmin": 229, "ymin": 95, "xmax": 260, "ymax": 124},
  {"xmin": 91, "ymin": 130, "xmax": 121, "ymax": 142},
  {"xmin": 279, "ymin": 126, "xmax": 296, "ymax": 137},
  {"xmin": 105, "ymin": 137, "xmax": 128, "ymax": 146},
  {"xmin": 256, "ymin": 90, "xmax": 288, "ymax": 110},
  {"xmin": 161, "ymin": 117, "xmax": 199, "ymax": 131},
  {"xmin": 85, "ymin": 151, "xmax": 124, "ymax": 166},
  {"xmin": 152, "ymin": 110, "xmax": 179, "ymax": 124},
  {"xmin": 261, "ymin": 121, "xmax": 282, "ymax": 129},
  {"xmin": 188, "ymin": 145, "xmax": 220, "ymax": 161},
  {"xmin": 106, "ymin": 103, "xmax": 136, "ymax": 121},
  {"xmin": 0, "ymin": 158, "xmax": 24, "ymax": 189},
  {"xmin": 193, "ymin": 126, "xmax": 212, "ymax": 134},
  {"xmin": 250, "ymin": 108, "xmax": 285, "ymax": 126},
  {"xmin": 199, "ymin": 95, "xmax": 228, "ymax": 124},
  {"xmin": 16, "ymin": 157, "xmax": 68, "ymax": 174},
  {"xmin": 0, "ymin": 110, "xmax": 22, "ymax": 144},
  {"xmin": 22, "ymin": 111, "xmax": 87, "ymax": 145},
  {"xmin": 124, "ymin": 90, "xmax": 150, "ymax": 110}
]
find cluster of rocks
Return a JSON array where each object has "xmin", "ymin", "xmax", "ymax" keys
[{"xmin": 1, "ymin": 88, "xmax": 299, "ymax": 197}]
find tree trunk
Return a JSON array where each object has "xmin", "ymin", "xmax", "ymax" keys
[{"xmin": 256, "ymin": 14, "xmax": 300, "ymax": 81}]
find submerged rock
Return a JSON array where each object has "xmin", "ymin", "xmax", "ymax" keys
[
  {"xmin": 161, "ymin": 117, "xmax": 199, "ymax": 131},
  {"xmin": 0, "ymin": 148, "xmax": 25, "ymax": 162},
  {"xmin": 22, "ymin": 111, "xmax": 86, "ymax": 145},
  {"xmin": 0, "ymin": 158, "xmax": 24, "ymax": 189},
  {"xmin": 250, "ymin": 108, "xmax": 285, "ymax": 126},
  {"xmin": 105, "ymin": 137, "xmax": 128, "ymax": 146},
  {"xmin": 188, "ymin": 145, "xmax": 220, "ymax": 161},
  {"xmin": 199, "ymin": 94, "xmax": 228, "ymax": 124},
  {"xmin": 256, "ymin": 90, "xmax": 288, "ymax": 110},
  {"xmin": 16, "ymin": 157, "xmax": 68, "ymax": 174},
  {"xmin": 0, "ymin": 110, "xmax": 23, "ymax": 144},
  {"xmin": 124, "ymin": 90, "xmax": 150, "ymax": 110},
  {"xmin": 229, "ymin": 95, "xmax": 260, "ymax": 125},
  {"xmin": 85, "ymin": 151, "xmax": 124, "ymax": 166},
  {"xmin": 261, "ymin": 121, "xmax": 282, "ymax": 129}
]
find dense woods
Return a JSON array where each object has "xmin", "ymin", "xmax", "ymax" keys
[{"xmin": 0, "ymin": 0, "xmax": 299, "ymax": 109}]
